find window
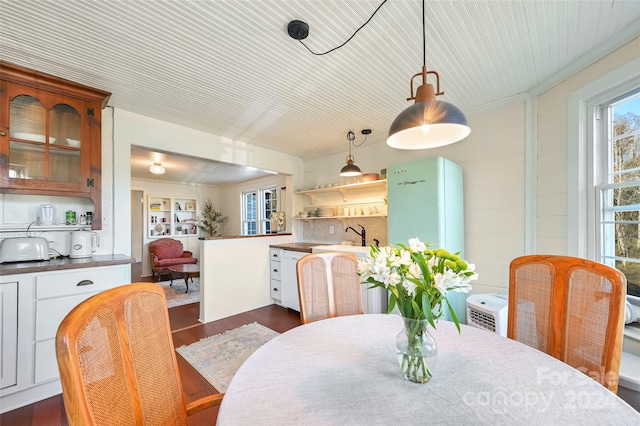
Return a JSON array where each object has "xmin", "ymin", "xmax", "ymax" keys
[
  {"xmin": 241, "ymin": 187, "xmax": 278, "ymax": 235},
  {"xmin": 242, "ymin": 190, "xmax": 257, "ymax": 235},
  {"xmin": 596, "ymin": 90, "xmax": 640, "ymax": 297}
]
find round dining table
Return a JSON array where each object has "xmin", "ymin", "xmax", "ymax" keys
[{"xmin": 216, "ymin": 314, "xmax": 640, "ymax": 425}]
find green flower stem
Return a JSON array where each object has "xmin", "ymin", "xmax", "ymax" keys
[{"xmin": 400, "ymin": 353, "xmax": 433, "ymax": 382}]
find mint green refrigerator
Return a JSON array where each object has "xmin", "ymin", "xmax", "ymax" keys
[{"xmin": 387, "ymin": 156, "xmax": 466, "ymax": 323}]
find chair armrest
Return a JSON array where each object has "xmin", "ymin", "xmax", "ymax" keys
[
  {"xmin": 182, "ymin": 251, "xmax": 193, "ymax": 258},
  {"xmin": 185, "ymin": 393, "xmax": 224, "ymax": 416}
]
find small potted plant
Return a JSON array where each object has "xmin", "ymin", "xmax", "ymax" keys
[{"xmin": 198, "ymin": 199, "xmax": 228, "ymax": 236}]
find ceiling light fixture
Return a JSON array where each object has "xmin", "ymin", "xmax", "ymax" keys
[
  {"xmin": 387, "ymin": 0, "xmax": 470, "ymax": 149},
  {"xmin": 149, "ymin": 162, "xmax": 165, "ymax": 175},
  {"xmin": 340, "ymin": 129, "xmax": 370, "ymax": 177}
]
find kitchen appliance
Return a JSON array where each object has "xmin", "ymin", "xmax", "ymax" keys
[
  {"xmin": 466, "ymin": 293, "xmax": 508, "ymax": 336},
  {"xmin": 69, "ymin": 230, "xmax": 100, "ymax": 258},
  {"xmin": 0, "ymin": 237, "xmax": 50, "ymax": 263},
  {"xmin": 387, "ymin": 156, "xmax": 466, "ymax": 322},
  {"xmin": 38, "ymin": 204, "xmax": 55, "ymax": 225}
]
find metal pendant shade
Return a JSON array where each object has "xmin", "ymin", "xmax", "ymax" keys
[
  {"xmin": 387, "ymin": 0, "xmax": 470, "ymax": 149},
  {"xmin": 387, "ymin": 99, "xmax": 470, "ymax": 149},
  {"xmin": 340, "ymin": 130, "xmax": 363, "ymax": 176},
  {"xmin": 340, "ymin": 156, "xmax": 362, "ymax": 176}
]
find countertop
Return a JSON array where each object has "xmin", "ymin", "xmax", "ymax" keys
[
  {"xmin": 202, "ymin": 233, "xmax": 292, "ymax": 240},
  {"xmin": 0, "ymin": 254, "xmax": 135, "ymax": 276},
  {"xmin": 269, "ymin": 242, "xmax": 327, "ymax": 253}
]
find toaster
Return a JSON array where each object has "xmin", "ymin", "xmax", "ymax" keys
[{"xmin": 0, "ymin": 237, "xmax": 50, "ymax": 263}]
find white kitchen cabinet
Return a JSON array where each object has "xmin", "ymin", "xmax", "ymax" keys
[
  {"xmin": 0, "ymin": 263, "xmax": 131, "ymax": 414},
  {"xmin": 280, "ymin": 250, "xmax": 307, "ymax": 311},
  {"xmin": 33, "ymin": 265, "xmax": 129, "ymax": 384},
  {"xmin": 0, "ymin": 281, "xmax": 18, "ymax": 390},
  {"xmin": 269, "ymin": 248, "xmax": 282, "ymax": 302}
]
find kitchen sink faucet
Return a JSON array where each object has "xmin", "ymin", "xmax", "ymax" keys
[{"xmin": 345, "ymin": 224, "xmax": 366, "ymax": 246}]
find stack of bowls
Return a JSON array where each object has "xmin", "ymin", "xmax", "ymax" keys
[{"xmin": 317, "ymin": 207, "xmax": 335, "ymax": 217}]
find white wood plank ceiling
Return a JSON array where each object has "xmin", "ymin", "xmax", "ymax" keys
[{"xmin": 1, "ymin": 0, "xmax": 639, "ymax": 183}]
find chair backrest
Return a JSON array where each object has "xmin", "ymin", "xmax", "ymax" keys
[
  {"xmin": 507, "ymin": 255, "xmax": 626, "ymax": 392},
  {"xmin": 296, "ymin": 252, "xmax": 364, "ymax": 324},
  {"xmin": 56, "ymin": 283, "xmax": 191, "ymax": 425},
  {"xmin": 149, "ymin": 238, "xmax": 185, "ymax": 260}
]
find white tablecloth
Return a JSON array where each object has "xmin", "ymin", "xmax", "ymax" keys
[{"xmin": 217, "ymin": 314, "xmax": 639, "ymax": 425}]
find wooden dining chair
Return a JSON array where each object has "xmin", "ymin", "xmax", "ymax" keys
[
  {"xmin": 55, "ymin": 283, "xmax": 223, "ymax": 425},
  {"xmin": 296, "ymin": 252, "xmax": 364, "ymax": 324},
  {"xmin": 507, "ymin": 255, "xmax": 627, "ymax": 392}
]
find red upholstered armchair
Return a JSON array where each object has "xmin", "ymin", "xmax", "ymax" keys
[{"xmin": 149, "ymin": 238, "xmax": 198, "ymax": 281}]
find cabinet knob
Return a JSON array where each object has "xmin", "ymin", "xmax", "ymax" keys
[
  {"xmin": 273, "ymin": 288, "xmax": 278, "ymax": 292},
  {"xmin": 273, "ymin": 269, "xmax": 278, "ymax": 273},
  {"xmin": 0, "ymin": 131, "xmax": 6, "ymax": 136}
]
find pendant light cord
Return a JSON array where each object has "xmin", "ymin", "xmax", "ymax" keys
[
  {"xmin": 422, "ymin": 0, "xmax": 426, "ymax": 67},
  {"xmin": 298, "ymin": 0, "xmax": 388, "ymax": 56}
]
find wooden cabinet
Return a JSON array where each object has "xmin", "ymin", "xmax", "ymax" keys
[
  {"xmin": 0, "ymin": 62, "xmax": 111, "ymax": 229},
  {"xmin": 295, "ymin": 180, "xmax": 387, "ymax": 220},
  {"xmin": 148, "ymin": 196, "xmax": 199, "ymax": 238}
]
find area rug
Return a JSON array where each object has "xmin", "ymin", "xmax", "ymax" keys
[
  {"xmin": 156, "ymin": 277, "xmax": 200, "ymax": 308},
  {"xmin": 176, "ymin": 322, "xmax": 279, "ymax": 393}
]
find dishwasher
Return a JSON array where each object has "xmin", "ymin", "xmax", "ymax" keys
[{"xmin": 281, "ymin": 250, "xmax": 307, "ymax": 312}]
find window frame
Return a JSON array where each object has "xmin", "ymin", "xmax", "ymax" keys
[
  {"xmin": 241, "ymin": 189, "xmax": 258, "ymax": 235},
  {"xmin": 591, "ymin": 87, "xmax": 640, "ymax": 298},
  {"xmin": 240, "ymin": 186, "xmax": 279, "ymax": 236}
]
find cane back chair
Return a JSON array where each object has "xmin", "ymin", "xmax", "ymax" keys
[
  {"xmin": 296, "ymin": 252, "xmax": 364, "ymax": 324},
  {"xmin": 56, "ymin": 283, "xmax": 223, "ymax": 425},
  {"xmin": 507, "ymin": 255, "xmax": 626, "ymax": 392}
]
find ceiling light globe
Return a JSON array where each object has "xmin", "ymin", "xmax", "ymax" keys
[
  {"xmin": 149, "ymin": 163, "xmax": 165, "ymax": 174},
  {"xmin": 387, "ymin": 100, "xmax": 471, "ymax": 149}
]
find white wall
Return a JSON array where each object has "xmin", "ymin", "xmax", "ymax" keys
[
  {"xmin": 302, "ymin": 101, "xmax": 527, "ymax": 294},
  {"xmin": 537, "ymin": 37, "xmax": 640, "ymax": 254},
  {"xmin": 111, "ymin": 108, "xmax": 305, "ymax": 261}
]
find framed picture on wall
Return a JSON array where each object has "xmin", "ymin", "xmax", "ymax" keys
[{"xmin": 185, "ymin": 201, "xmax": 196, "ymax": 211}]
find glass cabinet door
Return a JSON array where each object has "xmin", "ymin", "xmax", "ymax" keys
[{"xmin": 4, "ymin": 82, "xmax": 87, "ymax": 191}]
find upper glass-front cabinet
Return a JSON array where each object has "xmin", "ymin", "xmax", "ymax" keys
[
  {"xmin": 5, "ymin": 84, "xmax": 87, "ymax": 191},
  {"xmin": 0, "ymin": 61, "xmax": 111, "ymax": 228}
]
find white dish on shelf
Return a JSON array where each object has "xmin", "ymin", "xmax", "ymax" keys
[
  {"xmin": 155, "ymin": 224, "xmax": 163, "ymax": 232},
  {"xmin": 66, "ymin": 138, "xmax": 81, "ymax": 147},
  {"xmin": 12, "ymin": 132, "xmax": 56, "ymax": 143}
]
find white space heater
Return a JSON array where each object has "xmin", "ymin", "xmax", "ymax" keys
[{"xmin": 466, "ymin": 293, "xmax": 509, "ymax": 336}]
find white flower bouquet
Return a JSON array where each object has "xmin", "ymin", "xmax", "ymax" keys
[{"xmin": 358, "ymin": 237, "xmax": 478, "ymax": 382}]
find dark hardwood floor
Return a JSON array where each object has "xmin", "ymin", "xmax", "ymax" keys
[{"xmin": 1, "ymin": 262, "xmax": 302, "ymax": 425}]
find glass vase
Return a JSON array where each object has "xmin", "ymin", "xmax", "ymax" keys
[{"xmin": 396, "ymin": 317, "xmax": 438, "ymax": 383}]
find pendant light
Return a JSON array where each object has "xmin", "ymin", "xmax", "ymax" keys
[
  {"xmin": 340, "ymin": 131, "xmax": 361, "ymax": 177},
  {"xmin": 387, "ymin": 0, "xmax": 470, "ymax": 149},
  {"xmin": 149, "ymin": 162, "xmax": 165, "ymax": 175}
]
